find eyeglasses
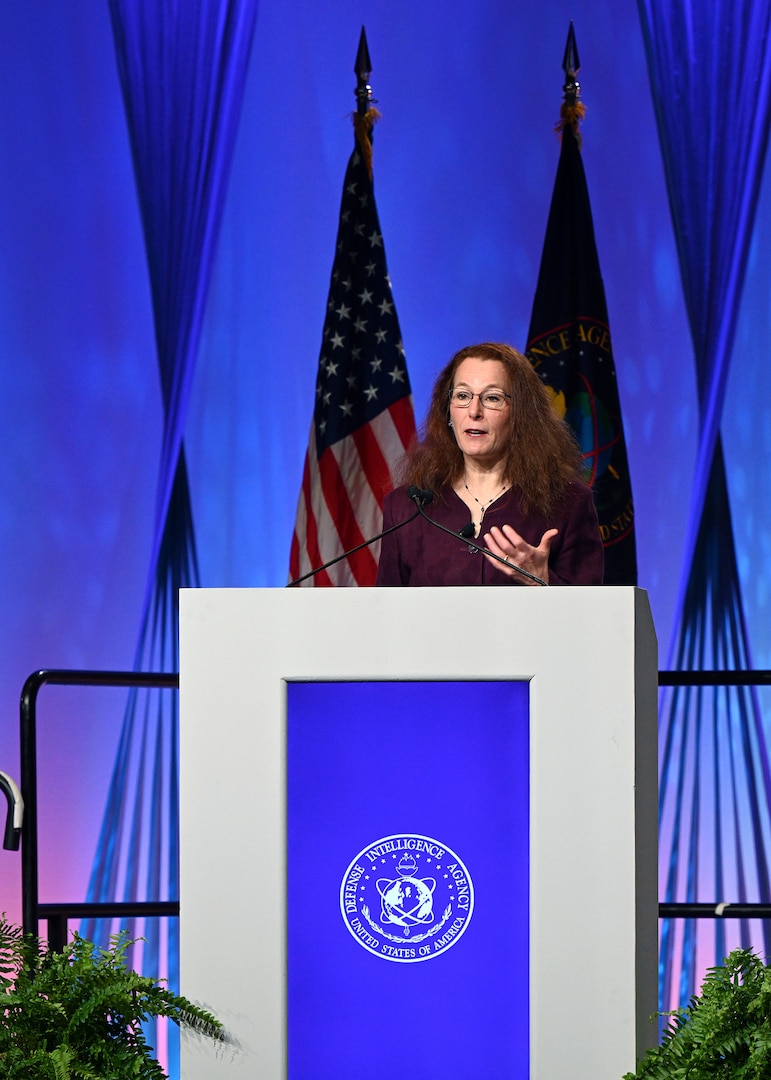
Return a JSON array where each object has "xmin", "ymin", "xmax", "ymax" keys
[{"xmin": 448, "ymin": 388, "xmax": 511, "ymax": 411}]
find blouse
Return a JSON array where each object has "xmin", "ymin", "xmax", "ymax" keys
[{"xmin": 375, "ymin": 483, "xmax": 604, "ymax": 586}]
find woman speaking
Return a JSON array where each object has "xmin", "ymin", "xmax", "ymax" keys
[{"xmin": 376, "ymin": 342, "xmax": 604, "ymax": 586}]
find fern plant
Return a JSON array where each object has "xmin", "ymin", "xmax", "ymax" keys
[
  {"xmin": 0, "ymin": 917, "xmax": 222, "ymax": 1079},
  {"xmin": 624, "ymin": 948, "xmax": 771, "ymax": 1079}
]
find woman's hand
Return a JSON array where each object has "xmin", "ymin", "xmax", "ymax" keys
[{"xmin": 483, "ymin": 524, "xmax": 558, "ymax": 585}]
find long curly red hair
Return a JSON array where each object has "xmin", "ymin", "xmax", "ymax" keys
[{"xmin": 400, "ymin": 342, "xmax": 583, "ymax": 517}]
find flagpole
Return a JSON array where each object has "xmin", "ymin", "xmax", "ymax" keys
[
  {"xmin": 559, "ymin": 21, "xmax": 586, "ymax": 141},
  {"xmin": 288, "ymin": 27, "xmax": 417, "ymax": 586},
  {"xmin": 354, "ymin": 26, "xmax": 372, "ymax": 116},
  {"xmin": 525, "ymin": 22, "xmax": 637, "ymax": 585}
]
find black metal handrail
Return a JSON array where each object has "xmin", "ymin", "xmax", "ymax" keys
[
  {"xmin": 20, "ymin": 669, "xmax": 179, "ymax": 939},
  {"xmin": 659, "ymin": 670, "xmax": 771, "ymax": 686},
  {"xmin": 657, "ymin": 668, "xmax": 771, "ymax": 921},
  {"xmin": 38, "ymin": 901, "xmax": 182, "ymax": 954},
  {"xmin": 659, "ymin": 902, "xmax": 771, "ymax": 919},
  {"xmin": 16, "ymin": 666, "xmax": 771, "ymax": 942}
]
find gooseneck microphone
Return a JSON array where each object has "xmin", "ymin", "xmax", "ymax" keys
[
  {"xmin": 407, "ymin": 486, "xmax": 548, "ymax": 587},
  {"xmin": 287, "ymin": 504, "xmax": 423, "ymax": 587}
]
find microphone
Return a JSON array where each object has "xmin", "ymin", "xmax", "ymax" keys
[
  {"xmin": 287, "ymin": 504, "xmax": 422, "ymax": 587},
  {"xmin": 408, "ymin": 487, "xmax": 548, "ymax": 587},
  {"xmin": 406, "ymin": 486, "xmax": 433, "ymax": 508}
]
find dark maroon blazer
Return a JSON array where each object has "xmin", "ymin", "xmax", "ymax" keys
[{"xmin": 375, "ymin": 484, "xmax": 604, "ymax": 586}]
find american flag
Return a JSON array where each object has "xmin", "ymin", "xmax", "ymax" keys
[{"xmin": 289, "ymin": 108, "xmax": 416, "ymax": 586}]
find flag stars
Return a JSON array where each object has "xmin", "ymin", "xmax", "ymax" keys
[
  {"xmin": 305, "ymin": 154, "xmax": 414, "ymax": 457},
  {"xmin": 297, "ymin": 146, "xmax": 418, "ymax": 580}
]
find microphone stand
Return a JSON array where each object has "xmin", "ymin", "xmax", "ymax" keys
[
  {"xmin": 408, "ymin": 488, "xmax": 548, "ymax": 587},
  {"xmin": 287, "ymin": 508, "xmax": 422, "ymax": 587}
]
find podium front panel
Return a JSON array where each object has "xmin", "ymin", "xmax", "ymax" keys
[
  {"xmin": 179, "ymin": 586, "xmax": 657, "ymax": 1079},
  {"xmin": 286, "ymin": 680, "xmax": 529, "ymax": 1077}
]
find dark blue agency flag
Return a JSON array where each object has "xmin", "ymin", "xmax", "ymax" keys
[{"xmin": 526, "ymin": 40, "xmax": 636, "ymax": 585}]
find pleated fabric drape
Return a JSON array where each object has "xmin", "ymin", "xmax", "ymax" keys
[
  {"xmin": 82, "ymin": 2, "xmax": 258, "ymax": 1073},
  {"xmin": 638, "ymin": 0, "xmax": 771, "ymax": 1011}
]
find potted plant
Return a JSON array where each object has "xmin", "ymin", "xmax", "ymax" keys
[
  {"xmin": 624, "ymin": 948, "xmax": 771, "ymax": 1078},
  {"xmin": 0, "ymin": 916, "xmax": 223, "ymax": 1079}
]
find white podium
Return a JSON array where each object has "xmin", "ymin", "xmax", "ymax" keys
[{"xmin": 179, "ymin": 586, "xmax": 657, "ymax": 1079}]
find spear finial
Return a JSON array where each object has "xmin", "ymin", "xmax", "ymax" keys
[
  {"xmin": 354, "ymin": 26, "xmax": 372, "ymax": 117},
  {"xmin": 558, "ymin": 21, "xmax": 585, "ymax": 139},
  {"xmin": 353, "ymin": 26, "xmax": 380, "ymax": 179},
  {"xmin": 562, "ymin": 21, "xmax": 580, "ymax": 105}
]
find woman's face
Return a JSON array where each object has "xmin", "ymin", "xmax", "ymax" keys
[{"xmin": 449, "ymin": 356, "xmax": 511, "ymax": 469}]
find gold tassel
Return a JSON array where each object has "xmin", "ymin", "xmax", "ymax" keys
[
  {"xmin": 555, "ymin": 100, "xmax": 587, "ymax": 147},
  {"xmin": 353, "ymin": 106, "xmax": 382, "ymax": 180}
]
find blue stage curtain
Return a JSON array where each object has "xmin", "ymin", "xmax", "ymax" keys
[
  {"xmin": 81, "ymin": 2, "xmax": 258, "ymax": 1075},
  {"xmin": 637, "ymin": 0, "xmax": 771, "ymax": 1012}
]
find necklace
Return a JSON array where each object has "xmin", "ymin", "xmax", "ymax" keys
[{"xmin": 464, "ymin": 479, "xmax": 507, "ymax": 523}]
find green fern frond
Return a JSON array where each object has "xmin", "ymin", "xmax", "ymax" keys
[
  {"xmin": 626, "ymin": 949, "xmax": 771, "ymax": 1079},
  {"xmin": 0, "ymin": 916, "xmax": 223, "ymax": 1080}
]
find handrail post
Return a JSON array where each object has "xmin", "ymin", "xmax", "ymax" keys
[
  {"xmin": 18, "ymin": 669, "xmax": 179, "ymax": 940},
  {"xmin": 19, "ymin": 670, "xmax": 46, "ymax": 938}
]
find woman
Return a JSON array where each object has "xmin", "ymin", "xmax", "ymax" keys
[{"xmin": 376, "ymin": 342, "xmax": 604, "ymax": 586}]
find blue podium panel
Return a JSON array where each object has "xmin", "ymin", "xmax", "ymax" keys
[{"xmin": 286, "ymin": 680, "xmax": 530, "ymax": 1079}]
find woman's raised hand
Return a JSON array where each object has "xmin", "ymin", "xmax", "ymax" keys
[{"xmin": 482, "ymin": 524, "xmax": 558, "ymax": 585}]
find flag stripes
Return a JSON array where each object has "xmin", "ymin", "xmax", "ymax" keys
[
  {"xmin": 291, "ymin": 401, "xmax": 414, "ymax": 585},
  {"xmin": 289, "ymin": 107, "xmax": 417, "ymax": 586}
]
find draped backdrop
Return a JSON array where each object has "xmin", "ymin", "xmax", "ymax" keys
[
  {"xmin": 3, "ymin": 2, "xmax": 771, "ymax": 1074},
  {"xmin": 79, "ymin": 1, "xmax": 258, "ymax": 1071},
  {"xmin": 637, "ymin": 0, "xmax": 771, "ymax": 1010}
]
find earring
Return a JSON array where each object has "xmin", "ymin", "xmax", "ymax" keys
[{"xmin": 448, "ymin": 419, "xmax": 453, "ymax": 428}]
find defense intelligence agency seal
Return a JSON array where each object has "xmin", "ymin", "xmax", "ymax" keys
[{"xmin": 340, "ymin": 833, "xmax": 474, "ymax": 963}]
